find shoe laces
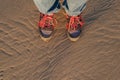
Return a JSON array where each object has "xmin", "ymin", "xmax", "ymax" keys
[
  {"xmin": 66, "ymin": 15, "xmax": 84, "ymax": 31},
  {"xmin": 38, "ymin": 13, "xmax": 57, "ymax": 28}
]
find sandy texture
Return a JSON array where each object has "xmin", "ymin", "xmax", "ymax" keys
[{"xmin": 0, "ymin": 0, "xmax": 120, "ymax": 80}]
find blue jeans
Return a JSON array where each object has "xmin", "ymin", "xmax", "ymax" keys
[{"xmin": 33, "ymin": 0, "xmax": 88, "ymax": 16}]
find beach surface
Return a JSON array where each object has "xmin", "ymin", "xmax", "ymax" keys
[{"xmin": 0, "ymin": 0, "xmax": 120, "ymax": 80}]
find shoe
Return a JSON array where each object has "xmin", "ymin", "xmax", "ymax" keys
[
  {"xmin": 66, "ymin": 14, "xmax": 84, "ymax": 41},
  {"xmin": 38, "ymin": 13, "xmax": 57, "ymax": 42}
]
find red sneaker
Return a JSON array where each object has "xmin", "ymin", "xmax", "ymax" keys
[
  {"xmin": 66, "ymin": 14, "xmax": 84, "ymax": 41},
  {"xmin": 38, "ymin": 13, "xmax": 57, "ymax": 42}
]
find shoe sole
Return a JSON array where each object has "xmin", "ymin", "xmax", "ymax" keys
[
  {"xmin": 40, "ymin": 35, "xmax": 52, "ymax": 42},
  {"xmin": 67, "ymin": 32, "xmax": 80, "ymax": 42},
  {"xmin": 39, "ymin": 27, "xmax": 54, "ymax": 42}
]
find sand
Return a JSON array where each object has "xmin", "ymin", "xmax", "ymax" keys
[{"xmin": 0, "ymin": 0, "xmax": 120, "ymax": 80}]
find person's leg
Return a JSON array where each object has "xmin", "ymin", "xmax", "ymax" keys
[
  {"xmin": 33, "ymin": 0, "xmax": 60, "ymax": 42},
  {"xmin": 33, "ymin": 0, "xmax": 61, "ymax": 14},
  {"xmin": 63, "ymin": 0, "xmax": 88, "ymax": 16},
  {"xmin": 63, "ymin": 0, "xmax": 88, "ymax": 41}
]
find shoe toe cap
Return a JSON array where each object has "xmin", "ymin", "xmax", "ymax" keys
[
  {"xmin": 69, "ymin": 30, "xmax": 82, "ymax": 38},
  {"xmin": 40, "ymin": 29, "xmax": 53, "ymax": 38}
]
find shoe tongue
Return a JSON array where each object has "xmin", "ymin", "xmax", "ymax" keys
[{"xmin": 43, "ymin": 25, "xmax": 53, "ymax": 30}]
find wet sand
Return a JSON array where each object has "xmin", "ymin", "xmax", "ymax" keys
[{"xmin": 0, "ymin": 0, "xmax": 120, "ymax": 80}]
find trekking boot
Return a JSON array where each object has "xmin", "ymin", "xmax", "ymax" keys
[
  {"xmin": 38, "ymin": 13, "xmax": 57, "ymax": 42},
  {"xmin": 66, "ymin": 14, "xmax": 84, "ymax": 41}
]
